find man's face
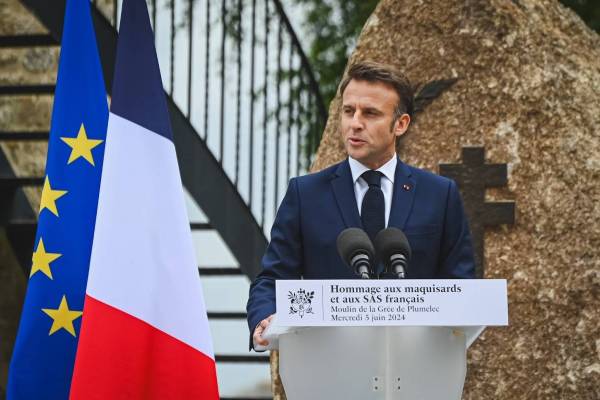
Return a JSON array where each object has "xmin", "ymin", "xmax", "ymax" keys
[{"xmin": 341, "ymin": 79, "xmax": 409, "ymax": 169}]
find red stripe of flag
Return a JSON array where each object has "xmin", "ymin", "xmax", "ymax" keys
[{"xmin": 70, "ymin": 296, "xmax": 219, "ymax": 400}]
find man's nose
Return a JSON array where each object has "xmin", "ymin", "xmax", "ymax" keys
[{"xmin": 350, "ymin": 112, "xmax": 364, "ymax": 130}]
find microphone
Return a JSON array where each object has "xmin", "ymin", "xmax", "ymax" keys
[
  {"xmin": 336, "ymin": 228, "xmax": 375, "ymax": 279},
  {"xmin": 374, "ymin": 228, "xmax": 412, "ymax": 279}
]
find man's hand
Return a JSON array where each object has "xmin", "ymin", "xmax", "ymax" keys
[{"xmin": 253, "ymin": 314, "xmax": 274, "ymax": 347}]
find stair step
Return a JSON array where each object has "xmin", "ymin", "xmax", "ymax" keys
[
  {"xmin": 0, "ymin": 34, "xmax": 58, "ymax": 47},
  {"xmin": 0, "ymin": 176, "xmax": 44, "ymax": 188},
  {"xmin": 215, "ymin": 355, "xmax": 269, "ymax": 363},
  {"xmin": 208, "ymin": 312, "xmax": 247, "ymax": 320},
  {"xmin": 199, "ymin": 267, "xmax": 243, "ymax": 276},
  {"xmin": 220, "ymin": 398, "xmax": 271, "ymax": 400},
  {"xmin": 0, "ymin": 131, "xmax": 49, "ymax": 141},
  {"xmin": 190, "ymin": 222, "xmax": 212, "ymax": 230},
  {"xmin": 0, "ymin": 85, "xmax": 55, "ymax": 95},
  {"xmin": 5, "ymin": 219, "xmax": 37, "ymax": 228}
]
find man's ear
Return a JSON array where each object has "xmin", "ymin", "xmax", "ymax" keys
[{"xmin": 393, "ymin": 113, "xmax": 411, "ymax": 138}]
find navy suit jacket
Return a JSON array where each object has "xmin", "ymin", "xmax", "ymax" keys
[{"xmin": 246, "ymin": 157, "xmax": 475, "ymax": 344}]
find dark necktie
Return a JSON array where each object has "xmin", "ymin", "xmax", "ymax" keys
[{"xmin": 360, "ymin": 170, "xmax": 385, "ymax": 244}]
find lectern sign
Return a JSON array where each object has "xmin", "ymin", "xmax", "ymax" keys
[{"xmin": 276, "ymin": 279, "xmax": 508, "ymax": 327}]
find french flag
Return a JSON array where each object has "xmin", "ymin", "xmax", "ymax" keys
[{"xmin": 70, "ymin": 0, "xmax": 219, "ymax": 398}]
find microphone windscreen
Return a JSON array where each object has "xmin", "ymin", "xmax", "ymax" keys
[
  {"xmin": 336, "ymin": 228, "xmax": 375, "ymax": 266},
  {"xmin": 374, "ymin": 227, "xmax": 412, "ymax": 264}
]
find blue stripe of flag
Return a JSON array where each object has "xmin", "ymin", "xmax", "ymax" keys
[{"xmin": 110, "ymin": 0, "xmax": 173, "ymax": 141}]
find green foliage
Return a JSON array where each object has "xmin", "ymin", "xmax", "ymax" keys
[
  {"xmin": 560, "ymin": 0, "xmax": 600, "ymax": 33},
  {"xmin": 295, "ymin": 0, "xmax": 379, "ymax": 110}
]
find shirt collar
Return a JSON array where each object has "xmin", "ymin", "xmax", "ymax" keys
[{"xmin": 348, "ymin": 155, "xmax": 397, "ymax": 184}]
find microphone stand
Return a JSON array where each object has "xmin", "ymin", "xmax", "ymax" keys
[{"xmin": 351, "ymin": 253, "xmax": 372, "ymax": 279}]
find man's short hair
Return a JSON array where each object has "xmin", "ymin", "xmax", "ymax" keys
[{"xmin": 339, "ymin": 61, "xmax": 414, "ymax": 124}]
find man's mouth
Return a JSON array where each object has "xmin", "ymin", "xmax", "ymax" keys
[{"xmin": 348, "ymin": 137, "xmax": 366, "ymax": 146}]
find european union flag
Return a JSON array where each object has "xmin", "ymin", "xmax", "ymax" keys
[{"xmin": 7, "ymin": 0, "xmax": 108, "ymax": 398}]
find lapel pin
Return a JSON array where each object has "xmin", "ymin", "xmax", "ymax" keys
[{"xmin": 403, "ymin": 184, "xmax": 411, "ymax": 191}]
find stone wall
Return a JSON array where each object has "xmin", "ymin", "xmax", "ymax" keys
[
  {"xmin": 309, "ymin": 0, "xmax": 599, "ymax": 398},
  {"xmin": 0, "ymin": 0, "xmax": 56, "ymax": 394},
  {"xmin": 0, "ymin": 0, "xmax": 54, "ymax": 207}
]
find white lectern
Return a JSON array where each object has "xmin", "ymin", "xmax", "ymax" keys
[
  {"xmin": 260, "ymin": 279, "xmax": 507, "ymax": 400},
  {"xmin": 273, "ymin": 325, "xmax": 483, "ymax": 400}
]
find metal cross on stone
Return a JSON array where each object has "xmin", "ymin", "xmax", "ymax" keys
[{"xmin": 439, "ymin": 147, "xmax": 515, "ymax": 278}]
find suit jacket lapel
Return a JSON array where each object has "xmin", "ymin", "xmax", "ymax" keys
[
  {"xmin": 331, "ymin": 159, "xmax": 362, "ymax": 228},
  {"xmin": 388, "ymin": 157, "xmax": 417, "ymax": 230}
]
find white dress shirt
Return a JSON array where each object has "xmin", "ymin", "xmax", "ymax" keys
[{"xmin": 348, "ymin": 155, "xmax": 397, "ymax": 227}]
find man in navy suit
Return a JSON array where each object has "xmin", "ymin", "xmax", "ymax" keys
[{"xmin": 247, "ymin": 61, "xmax": 475, "ymax": 349}]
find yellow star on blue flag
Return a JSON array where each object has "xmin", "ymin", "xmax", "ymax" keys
[
  {"xmin": 61, "ymin": 123, "xmax": 104, "ymax": 166},
  {"xmin": 39, "ymin": 176, "xmax": 68, "ymax": 217},
  {"xmin": 30, "ymin": 238, "xmax": 62, "ymax": 279},
  {"xmin": 42, "ymin": 295, "xmax": 83, "ymax": 337}
]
